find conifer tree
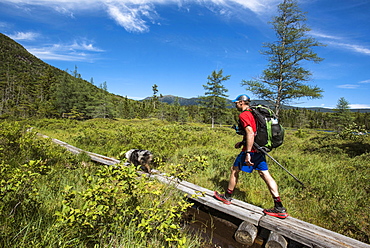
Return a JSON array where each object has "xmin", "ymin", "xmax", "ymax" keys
[
  {"xmin": 35, "ymin": 67, "xmax": 56, "ymax": 117},
  {"xmin": 152, "ymin": 84, "xmax": 159, "ymax": 110},
  {"xmin": 333, "ymin": 97, "xmax": 353, "ymax": 131},
  {"xmin": 53, "ymin": 72, "xmax": 74, "ymax": 116},
  {"xmin": 199, "ymin": 69, "xmax": 230, "ymax": 128},
  {"xmin": 91, "ymin": 81, "xmax": 114, "ymax": 118},
  {"xmin": 242, "ymin": 0, "xmax": 324, "ymax": 116}
]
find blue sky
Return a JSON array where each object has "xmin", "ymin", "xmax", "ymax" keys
[{"xmin": 1, "ymin": 0, "xmax": 369, "ymax": 109}]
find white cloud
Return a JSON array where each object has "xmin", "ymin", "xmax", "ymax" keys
[
  {"xmin": 103, "ymin": 0, "xmax": 275, "ymax": 32},
  {"xmin": 127, "ymin": 95, "xmax": 145, "ymax": 100},
  {"xmin": 70, "ymin": 41, "xmax": 105, "ymax": 52},
  {"xmin": 340, "ymin": 43, "xmax": 370, "ymax": 55},
  {"xmin": 26, "ymin": 41, "xmax": 104, "ymax": 62},
  {"xmin": 359, "ymin": 79, "xmax": 370, "ymax": 84},
  {"xmin": 337, "ymin": 84, "xmax": 359, "ymax": 89},
  {"xmin": 105, "ymin": 2, "xmax": 155, "ymax": 33},
  {"xmin": 7, "ymin": 31, "xmax": 39, "ymax": 41},
  {"xmin": 349, "ymin": 104, "xmax": 370, "ymax": 109},
  {"xmin": 325, "ymin": 41, "xmax": 370, "ymax": 56},
  {"xmin": 1, "ymin": 0, "xmax": 278, "ymax": 33},
  {"xmin": 0, "ymin": 22, "xmax": 8, "ymax": 28},
  {"xmin": 310, "ymin": 31, "xmax": 341, "ymax": 40},
  {"xmin": 229, "ymin": 0, "xmax": 277, "ymax": 14},
  {"xmin": 54, "ymin": 6, "xmax": 75, "ymax": 18},
  {"xmin": 27, "ymin": 48, "xmax": 86, "ymax": 61},
  {"xmin": 310, "ymin": 30, "xmax": 370, "ymax": 56},
  {"xmin": 336, "ymin": 80, "xmax": 370, "ymax": 90}
]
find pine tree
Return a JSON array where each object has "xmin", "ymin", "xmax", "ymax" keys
[
  {"xmin": 151, "ymin": 84, "xmax": 159, "ymax": 110},
  {"xmin": 199, "ymin": 69, "xmax": 229, "ymax": 128},
  {"xmin": 332, "ymin": 97, "xmax": 353, "ymax": 131},
  {"xmin": 242, "ymin": 0, "xmax": 324, "ymax": 116},
  {"xmin": 90, "ymin": 82, "xmax": 114, "ymax": 118},
  {"xmin": 52, "ymin": 72, "xmax": 74, "ymax": 116}
]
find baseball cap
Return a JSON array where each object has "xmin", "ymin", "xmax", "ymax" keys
[{"xmin": 232, "ymin": 94, "xmax": 250, "ymax": 102}]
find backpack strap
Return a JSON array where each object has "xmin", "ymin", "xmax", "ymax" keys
[{"xmin": 242, "ymin": 108, "xmax": 252, "ymax": 112}]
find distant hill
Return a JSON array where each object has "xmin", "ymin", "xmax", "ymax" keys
[
  {"xmin": 0, "ymin": 32, "xmax": 134, "ymax": 119},
  {"xmin": 146, "ymin": 95, "xmax": 282, "ymax": 108},
  {"xmin": 0, "ymin": 32, "xmax": 63, "ymax": 79},
  {"xmin": 156, "ymin": 95, "xmax": 200, "ymax": 106},
  {"xmin": 145, "ymin": 95, "xmax": 370, "ymax": 113},
  {"xmin": 291, "ymin": 107, "xmax": 370, "ymax": 113}
]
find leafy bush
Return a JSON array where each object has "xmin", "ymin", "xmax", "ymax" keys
[
  {"xmin": 157, "ymin": 154, "xmax": 209, "ymax": 181},
  {"xmin": 337, "ymin": 122, "xmax": 368, "ymax": 140},
  {"xmin": 55, "ymin": 163, "xmax": 193, "ymax": 247}
]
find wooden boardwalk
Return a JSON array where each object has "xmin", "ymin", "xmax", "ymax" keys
[{"xmin": 44, "ymin": 135, "xmax": 370, "ymax": 248}]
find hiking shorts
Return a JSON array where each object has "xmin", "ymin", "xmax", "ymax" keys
[{"xmin": 233, "ymin": 151, "xmax": 268, "ymax": 173}]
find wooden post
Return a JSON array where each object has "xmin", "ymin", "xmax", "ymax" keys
[
  {"xmin": 234, "ymin": 221, "xmax": 258, "ymax": 246},
  {"xmin": 266, "ymin": 231, "xmax": 288, "ymax": 248}
]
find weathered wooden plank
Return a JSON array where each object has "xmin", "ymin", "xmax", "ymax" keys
[
  {"xmin": 176, "ymin": 180, "xmax": 263, "ymax": 224},
  {"xmin": 43, "ymin": 135, "xmax": 121, "ymax": 165},
  {"xmin": 150, "ymin": 173, "xmax": 263, "ymax": 225},
  {"xmin": 179, "ymin": 180, "xmax": 264, "ymax": 211},
  {"xmin": 260, "ymin": 215, "xmax": 370, "ymax": 248}
]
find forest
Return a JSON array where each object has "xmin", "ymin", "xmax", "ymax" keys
[{"xmin": 1, "ymin": 32, "xmax": 369, "ymax": 131}]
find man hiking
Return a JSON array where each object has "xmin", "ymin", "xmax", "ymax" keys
[{"xmin": 214, "ymin": 94, "xmax": 288, "ymax": 219}]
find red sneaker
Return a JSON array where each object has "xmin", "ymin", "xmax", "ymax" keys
[
  {"xmin": 214, "ymin": 191, "xmax": 232, "ymax": 205},
  {"xmin": 263, "ymin": 207, "xmax": 289, "ymax": 219}
]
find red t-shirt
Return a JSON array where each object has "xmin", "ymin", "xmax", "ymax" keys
[{"xmin": 239, "ymin": 110, "xmax": 257, "ymax": 152}]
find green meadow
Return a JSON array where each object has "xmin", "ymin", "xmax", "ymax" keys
[{"xmin": 1, "ymin": 118, "xmax": 369, "ymax": 247}]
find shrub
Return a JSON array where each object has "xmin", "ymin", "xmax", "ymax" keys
[{"xmin": 55, "ymin": 164, "xmax": 193, "ymax": 247}]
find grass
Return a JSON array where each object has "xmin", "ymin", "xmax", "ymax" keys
[
  {"xmin": 35, "ymin": 119, "xmax": 370, "ymax": 242},
  {"xmin": 1, "ymin": 118, "xmax": 369, "ymax": 246}
]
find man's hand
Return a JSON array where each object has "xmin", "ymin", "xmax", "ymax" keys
[{"xmin": 245, "ymin": 153, "xmax": 254, "ymax": 166}]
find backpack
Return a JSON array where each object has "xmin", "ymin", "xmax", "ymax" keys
[
  {"xmin": 250, "ymin": 104, "xmax": 284, "ymax": 152},
  {"xmin": 233, "ymin": 104, "xmax": 284, "ymax": 152}
]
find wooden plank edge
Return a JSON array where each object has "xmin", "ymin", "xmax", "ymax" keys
[
  {"xmin": 178, "ymin": 180, "xmax": 264, "ymax": 213},
  {"xmin": 151, "ymin": 173, "xmax": 263, "ymax": 225},
  {"xmin": 259, "ymin": 215, "xmax": 370, "ymax": 248},
  {"xmin": 42, "ymin": 134, "xmax": 121, "ymax": 165}
]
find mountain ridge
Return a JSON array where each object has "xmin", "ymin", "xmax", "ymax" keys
[{"xmin": 145, "ymin": 95, "xmax": 370, "ymax": 113}]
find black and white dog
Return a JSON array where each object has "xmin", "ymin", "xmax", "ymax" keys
[{"xmin": 125, "ymin": 149, "xmax": 153, "ymax": 173}]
